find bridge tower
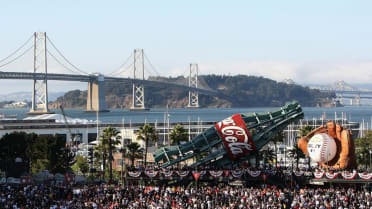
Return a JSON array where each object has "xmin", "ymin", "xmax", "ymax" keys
[
  {"xmin": 130, "ymin": 49, "xmax": 147, "ymax": 110},
  {"xmin": 188, "ymin": 63, "xmax": 199, "ymax": 108},
  {"xmin": 28, "ymin": 32, "xmax": 52, "ymax": 114}
]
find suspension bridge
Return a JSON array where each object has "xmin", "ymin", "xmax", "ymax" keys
[{"xmin": 0, "ymin": 32, "xmax": 219, "ymax": 113}]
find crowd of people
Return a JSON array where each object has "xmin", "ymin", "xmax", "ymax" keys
[{"xmin": 1, "ymin": 183, "xmax": 371, "ymax": 209}]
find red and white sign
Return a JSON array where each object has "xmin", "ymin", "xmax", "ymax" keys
[
  {"xmin": 215, "ymin": 114, "xmax": 256, "ymax": 160},
  {"xmin": 192, "ymin": 172, "xmax": 201, "ymax": 180}
]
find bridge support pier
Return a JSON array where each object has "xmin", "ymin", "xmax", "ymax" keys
[{"xmin": 86, "ymin": 75, "xmax": 108, "ymax": 112}]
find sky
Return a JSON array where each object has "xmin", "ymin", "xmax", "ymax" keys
[{"xmin": 1, "ymin": 0, "xmax": 372, "ymax": 94}]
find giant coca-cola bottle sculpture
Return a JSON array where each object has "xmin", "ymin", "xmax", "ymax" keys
[{"xmin": 153, "ymin": 102, "xmax": 304, "ymax": 168}]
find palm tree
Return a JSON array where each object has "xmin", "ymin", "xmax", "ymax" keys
[
  {"xmin": 94, "ymin": 136, "xmax": 108, "ymax": 174},
  {"xmin": 260, "ymin": 148, "xmax": 275, "ymax": 165},
  {"xmin": 169, "ymin": 124, "xmax": 188, "ymax": 145},
  {"xmin": 272, "ymin": 132, "xmax": 284, "ymax": 168},
  {"xmin": 102, "ymin": 126, "xmax": 121, "ymax": 182},
  {"xmin": 298, "ymin": 125, "xmax": 313, "ymax": 138},
  {"xmin": 298, "ymin": 125, "xmax": 314, "ymax": 168},
  {"xmin": 288, "ymin": 144, "xmax": 305, "ymax": 169},
  {"xmin": 126, "ymin": 142, "xmax": 143, "ymax": 167},
  {"xmin": 136, "ymin": 124, "xmax": 158, "ymax": 166}
]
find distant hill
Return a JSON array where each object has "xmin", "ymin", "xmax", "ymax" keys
[
  {"xmin": 50, "ymin": 75, "xmax": 335, "ymax": 109},
  {"xmin": 0, "ymin": 91, "xmax": 64, "ymax": 102}
]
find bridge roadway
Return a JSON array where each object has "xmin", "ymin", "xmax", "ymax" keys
[
  {"xmin": 0, "ymin": 71, "xmax": 219, "ymax": 96},
  {"xmin": 320, "ymin": 89, "xmax": 372, "ymax": 95}
]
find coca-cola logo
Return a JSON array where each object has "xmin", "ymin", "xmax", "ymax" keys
[{"xmin": 215, "ymin": 114, "xmax": 255, "ymax": 160}]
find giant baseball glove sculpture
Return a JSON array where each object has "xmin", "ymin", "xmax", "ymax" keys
[
  {"xmin": 154, "ymin": 102, "xmax": 304, "ymax": 168},
  {"xmin": 298, "ymin": 121, "xmax": 357, "ymax": 169}
]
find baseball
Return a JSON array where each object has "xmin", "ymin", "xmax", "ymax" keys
[{"xmin": 307, "ymin": 133, "xmax": 337, "ymax": 163}]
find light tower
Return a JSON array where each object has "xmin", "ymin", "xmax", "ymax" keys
[
  {"xmin": 130, "ymin": 49, "xmax": 147, "ymax": 110},
  {"xmin": 188, "ymin": 63, "xmax": 199, "ymax": 108},
  {"xmin": 28, "ymin": 32, "xmax": 52, "ymax": 114}
]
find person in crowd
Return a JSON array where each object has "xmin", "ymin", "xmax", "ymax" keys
[{"xmin": 0, "ymin": 183, "xmax": 371, "ymax": 209}]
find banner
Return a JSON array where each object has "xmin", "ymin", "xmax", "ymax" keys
[
  {"xmin": 325, "ymin": 172, "xmax": 339, "ymax": 180},
  {"xmin": 209, "ymin": 170, "xmax": 223, "ymax": 178},
  {"xmin": 248, "ymin": 170, "xmax": 261, "ymax": 178},
  {"xmin": 144, "ymin": 170, "xmax": 159, "ymax": 178},
  {"xmin": 162, "ymin": 169, "xmax": 173, "ymax": 178},
  {"xmin": 358, "ymin": 172, "xmax": 372, "ymax": 180},
  {"xmin": 341, "ymin": 171, "xmax": 357, "ymax": 180},
  {"xmin": 176, "ymin": 170, "xmax": 190, "ymax": 178},
  {"xmin": 215, "ymin": 114, "xmax": 256, "ymax": 160},
  {"xmin": 293, "ymin": 170, "xmax": 304, "ymax": 177},
  {"xmin": 313, "ymin": 171, "xmax": 325, "ymax": 179},
  {"xmin": 128, "ymin": 171, "xmax": 142, "ymax": 178},
  {"xmin": 231, "ymin": 169, "xmax": 243, "ymax": 178}
]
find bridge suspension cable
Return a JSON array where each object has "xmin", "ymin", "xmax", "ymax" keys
[
  {"xmin": 0, "ymin": 45, "xmax": 34, "ymax": 69},
  {"xmin": 0, "ymin": 34, "xmax": 33, "ymax": 65},
  {"xmin": 108, "ymin": 53, "xmax": 134, "ymax": 77},
  {"xmin": 143, "ymin": 52, "xmax": 161, "ymax": 77},
  {"xmin": 47, "ymin": 50, "xmax": 85, "ymax": 75},
  {"xmin": 46, "ymin": 36, "xmax": 88, "ymax": 75}
]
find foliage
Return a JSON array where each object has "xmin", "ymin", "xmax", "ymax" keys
[
  {"xmin": 0, "ymin": 132, "xmax": 75, "ymax": 175},
  {"xmin": 126, "ymin": 142, "xmax": 143, "ymax": 167},
  {"xmin": 355, "ymin": 130, "xmax": 372, "ymax": 170},
  {"xmin": 260, "ymin": 148, "xmax": 275, "ymax": 164},
  {"xmin": 136, "ymin": 124, "xmax": 158, "ymax": 166},
  {"xmin": 101, "ymin": 126, "xmax": 121, "ymax": 181},
  {"xmin": 288, "ymin": 144, "xmax": 306, "ymax": 168},
  {"xmin": 169, "ymin": 124, "xmax": 188, "ymax": 145},
  {"xmin": 94, "ymin": 139, "xmax": 107, "ymax": 173},
  {"xmin": 72, "ymin": 155, "xmax": 89, "ymax": 176},
  {"xmin": 298, "ymin": 125, "xmax": 314, "ymax": 137},
  {"xmin": 0, "ymin": 132, "xmax": 36, "ymax": 173}
]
